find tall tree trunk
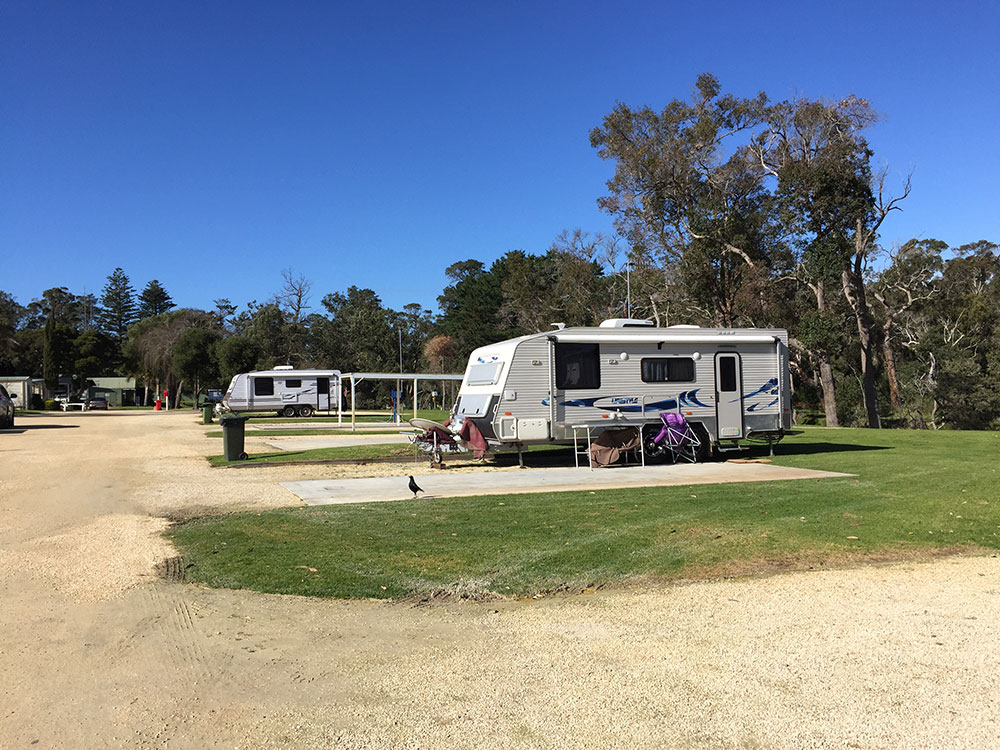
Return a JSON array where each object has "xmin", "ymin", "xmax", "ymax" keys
[
  {"xmin": 810, "ymin": 280, "xmax": 840, "ymax": 427},
  {"xmin": 818, "ymin": 354, "xmax": 840, "ymax": 427},
  {"xmin": 881, "ymin": 318, "xmax": 901, "ymax": 410},
  {"xmin": 843, "ymin": 228, "xmax": 881, "ymax": 428}
]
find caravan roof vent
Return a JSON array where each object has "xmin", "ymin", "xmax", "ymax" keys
[
  {"xmin": 274, "ymin": 365, "xmax": 294, "ymax": 370},
  {"xmin": 599, "ymin": 318, "xmax": 655, "ymax": 328},
  {"xmin": 668, "ymin": 324, "xmax": 700, "ymax": 329}
]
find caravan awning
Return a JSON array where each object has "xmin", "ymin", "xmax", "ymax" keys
[{"xmin": 547, "ymin": 333, "xmax": 780, "ymax": 345}]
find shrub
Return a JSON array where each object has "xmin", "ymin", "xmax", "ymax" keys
[{"xmin": 44, "ymin": 399, "xmax": 59, "ymax": 410}]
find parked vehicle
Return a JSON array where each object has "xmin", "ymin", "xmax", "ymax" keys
[
  {"xmin": 221, "ymin": 367, "xmax": 342, "ymax": 418},
  {"xmin": 415, "ymin": 318, "xmax": 791, "ymax": 461},
  {"xmin": 0, "ymin": 384, "xmax": 15, "ymax": 428},
  {"xmin": 87, "ymin": 397, "xmax": 109, "ymax": 410}
]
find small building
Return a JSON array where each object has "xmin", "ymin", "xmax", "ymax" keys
[
  {"xmin": 0, "ymin": 376, "xmax": 35, "ymax": 409},
  {"xmin": 85, "ymin": 377, "xmax": 137, "ymax": 407}
]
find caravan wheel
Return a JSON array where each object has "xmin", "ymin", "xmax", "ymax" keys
[
  {"xmin": 297, "ymin": 405, "xmax": 314, "ymax": 418},
  {"xmin": 281, "ymin": 406, "xmax": 297, "ymax": 418}
]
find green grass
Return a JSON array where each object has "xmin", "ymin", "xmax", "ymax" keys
[
  {"xmin": 169, "ymin": 427, "xmax": 1000, "ymax": 600},
  {"xmin": 244, "ymin": 409, "xmax": 450, "ymax": 425},
  {"xmin": 207, "ymin": 442, "xmax": 419, "ymax": 466},
  {"xmin": 204, "ymin": 428, "xmax": 409, "ymax": 437}
]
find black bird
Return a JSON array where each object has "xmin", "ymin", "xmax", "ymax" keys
[{"xmin": 407, "ymin": 475, "xmax": 424, "ymax": 498}]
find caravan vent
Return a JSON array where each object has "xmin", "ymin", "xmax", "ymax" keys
[
  {"xmin": 599, "ymin": 318, "xmax": 655, "ymax": 328},
  {"xmin": 274, "ymin": 365, "xmax": 294, "ymax": 370}
]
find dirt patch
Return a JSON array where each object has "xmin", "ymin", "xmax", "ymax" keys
[{"xmin": 2, "ymin": 411, "xmax": 999, "ymax": 748}]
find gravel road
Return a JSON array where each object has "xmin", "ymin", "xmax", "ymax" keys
[{"xmin": 1, "ymin": 411, "xmax": 997, "ymax": 748}]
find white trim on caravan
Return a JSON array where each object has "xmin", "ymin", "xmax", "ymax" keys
[
  {"xmin": 439, "ymin": 320, "xmax": 792, "ymax": 460},
  {"xmin": 222, "ymin": 369, "xmax": 342, "ymax": 418}
]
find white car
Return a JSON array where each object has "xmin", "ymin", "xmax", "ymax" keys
[{"xmin": 0, "ymin": 384, "xmax": 15, "ymax": 429}]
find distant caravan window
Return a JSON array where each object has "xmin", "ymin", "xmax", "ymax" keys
[
  {"xmin": 285, "ymin": 379, "xmax": 302, "ymax": 389},
  {"xmin": 253, "ymin": 377, "xmax": 274, "ymax": 396},
  {"xmin": 640, "ymin": 358, "xmax": 696, "ymax": 383},
  {"xmin": 555, "ymin": 343, "xmax": 601, "ymax": 389},
  {"xmin": 316, "ymin": 377, "xmax": 330, "ymax": 394}
]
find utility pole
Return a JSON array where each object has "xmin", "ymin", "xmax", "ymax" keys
[{"xmin": 625, "ymin": 257, "xmax": 631, "ymax": 318}]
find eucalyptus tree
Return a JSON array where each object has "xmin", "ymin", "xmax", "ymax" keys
[
  {"xmin": 753, "ymin": 97, "xmax": 879, "ymax": 425},
  {"xmin": 871, "ymin": 239, "xmax": 945, "ymax": 410},
  {"xmin": 590, "ymin": 74, "xmax": 778, "ymax": 327}
]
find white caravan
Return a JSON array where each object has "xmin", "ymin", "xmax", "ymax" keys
[
  {"xmin": 447, "ymin": 319, "xmax": 791, "ymax": 459},
  {"xmin": 221, "ymin": 367, "xmax": 342, "ymax": 417}
]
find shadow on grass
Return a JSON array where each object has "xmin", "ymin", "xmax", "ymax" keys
[{"xmin": 774, "ymin": 441, "xmax": 891, "ymax": 456}]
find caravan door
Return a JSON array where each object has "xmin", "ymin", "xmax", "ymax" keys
[
  {"xmin": 714, "ymin": 353, "xmax": 744, "ymax": 439},
  {"xmin": 316, "ymin": 376, "xmax": 331, "ymax": 412}
]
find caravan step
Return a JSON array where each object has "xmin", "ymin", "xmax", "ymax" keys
[{"xmin": 715, "ymin": 440, "xmax": 748, "ymax": 453}]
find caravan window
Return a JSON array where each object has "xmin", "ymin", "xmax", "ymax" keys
[
  {"xmin": 467, "ymin": 361, "xmax": 503, "ymax": 386},
  {"xmin": 285, "ymin": 379, "xmax": 302, "ymax": 389},
  {"xmin": 253, "ymin": 377, "xmax": 274, "ymax": 396},
  {"xmin": 555, "ymin": 343, "xmax": 600, "ymax": 389},
  {"xmin": 640, "ymin": 358, "xmax": 696, "ymax": 383}
]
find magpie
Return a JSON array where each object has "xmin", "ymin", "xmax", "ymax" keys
[{"xmin": 407, "ymin": 475, "xmax": 424, "ymax": 498}]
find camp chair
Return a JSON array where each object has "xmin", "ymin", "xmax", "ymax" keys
[{"xmin": 652, "ymin": 411, "xmax": 701, "ymax": 463}]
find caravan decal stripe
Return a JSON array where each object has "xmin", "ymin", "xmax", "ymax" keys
[{"xmin": 680, "ymin": 389, "xmax": 710, "ymax": 408}]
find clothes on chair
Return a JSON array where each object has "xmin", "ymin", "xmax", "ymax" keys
[{"xmin": 589, "ymin": 428, "xmax": 641, "ymax": 467}]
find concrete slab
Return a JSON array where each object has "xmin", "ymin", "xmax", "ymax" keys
[
  {"xmin": 250, "ymin": 422, "xmax": 412, "ymax": 431},
  {"xmin": 267, "ymin": 435, "xmax": 414, "ymax": 451},
  {"xmin": 282, "ymin": 463, "xmax": 853, "ymax": 505}
]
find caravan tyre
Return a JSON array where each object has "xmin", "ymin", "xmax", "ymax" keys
[
  {"xmin": 281, "ymin": 405, "xmax": 297, "ymax": 418},
  {"xmin": 297, "ymin": 405, "xmax": 314, "ymax": 418},
  {"xmin": 690, "ymin": 423, "xmax": 714, "ymax": 462}
]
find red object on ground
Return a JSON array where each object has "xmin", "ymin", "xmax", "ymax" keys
[
  {"xmin": 154, "ymin": 399, "xmax": 162, "ymax": 411},
  {"xmin": 457, "ymin": 419, "xmax": 488, "ymax": 458}
]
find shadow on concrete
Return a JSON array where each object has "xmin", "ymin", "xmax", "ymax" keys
[{"xmin": 1, "ymin": 424, "xmax": 81, "ymax": 434}]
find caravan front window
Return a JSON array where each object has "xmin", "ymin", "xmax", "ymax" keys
[
  {"xmin": 555, "ymin": 343, "xmax": 600, "ymax": 389},
  {"xmin": 253, "ymin": 378, "xmax": 274, "ymax": 396},
  {"xmin": 467, "ymin": 361, "xmax": 503, "ymax": 386},
  {"xmin": 285, "ymin": 379, "xmax": 302, "ymax": 388}
]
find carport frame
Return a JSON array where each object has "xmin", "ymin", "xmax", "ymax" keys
[{"xmin": 343, "ymin": 372, "xmax": 464, "ymax": 431}]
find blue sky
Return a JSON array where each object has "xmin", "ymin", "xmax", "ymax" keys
[{"xmin": 3, "ymin": 1, "xmax": 998, "ymax": 315}]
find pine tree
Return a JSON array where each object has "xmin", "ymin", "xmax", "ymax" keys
[
  {"xmin": 99, "ymin": 267, "xmax": 138, "ymax": 341},
  {"xmin": 138, "ymin": 280, "xmax": 175, "ymax": 318}
]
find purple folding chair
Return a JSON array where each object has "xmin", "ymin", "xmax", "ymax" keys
[{"xmin": 652, "ymin": 412, "xmax": 701, "ymax": 463}]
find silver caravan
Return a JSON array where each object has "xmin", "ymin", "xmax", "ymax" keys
[
  {"xmin": 222, "ymin": 367, "xmax": 342, "ymax": 417},
  {"xmin": 449, "ymin": 319, "xmax": 791, "ymax": 458}
]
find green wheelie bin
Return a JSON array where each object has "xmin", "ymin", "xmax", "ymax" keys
[{"xmin": 220, "ymin": 415, "xmax": 249, "ymax": 461}]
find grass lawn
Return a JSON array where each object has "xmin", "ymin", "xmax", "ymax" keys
[
  {"xmin": 244, "ymin": 409, "xmax": 450, "ymax": 425},
  {"xmin": 204, "ymin": 428, "xmax": 409, "ymax": 438},
  {"xmin": 207, "ymin": 442, "xmax": 420, "ymax": 466},
  {"xmin": 169, "ymin": 427, "xmax": 1000, "ymax": 600}
]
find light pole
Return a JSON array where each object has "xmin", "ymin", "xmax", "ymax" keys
[{"xmin": 625, "ymin": 257, "xmax": 632, "ymax": 319}]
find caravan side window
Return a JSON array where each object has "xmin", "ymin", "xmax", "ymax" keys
[
  {"xmin": 640, "ymin": 358, "xmax": 696, "ymax": 383},
  {"xmin": 555, "ymin": 343, "xmax": 600, "ymax": 389},
  {"xmin": 253, "ymin": 377, "xmax": 274, "ymax": 396},
  {"xmin": 285, "ymin": 379, "xmax": 302, "ymax": 389}
]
